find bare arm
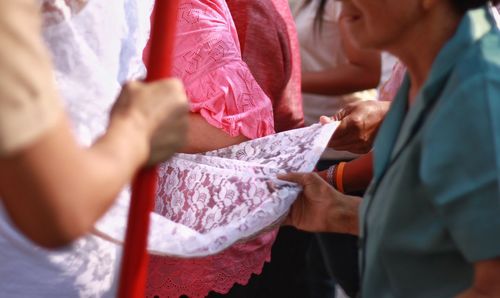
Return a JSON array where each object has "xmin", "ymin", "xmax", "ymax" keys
[
  {"xmin": 0, "ymin": 80, "xmax": 188, "ymax": 248},
  {"xmin": 0, "ymin": 116, "xmax": 147, "ymax": 248},
  {"xmin": 180, "ymin": 113, "xmax": 249, "ymax": 154},
  {"xmin": 317, "ymin": 152, "xmax": 374, "ymax": 194},
  {"xmin": 301, "ymin": 18, "xmax": 381, "ymax": 96},
  {"xmin": 456, "ymin": 259, "xmax": 500, "ymax": 298},
  {"xmin": 0, "ymin": 0, "xmax": 189, "ymax": 248}
]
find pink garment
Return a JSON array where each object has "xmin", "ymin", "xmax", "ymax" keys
[
  {"xmin": 378, "ymin": 61, "xmax": 406, "ymax": 101},
  {"xmin": 227, "ymin": 0, "xmax": 304, "ymax": 132},
  {"xmin": 147, "ymin": 1, "xmax": 279, "ymax": 297},
  {"xmin": 172, "ymin": 0, "xmax": 275, "ymax": 139}
]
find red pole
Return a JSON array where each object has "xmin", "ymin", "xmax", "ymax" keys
[{"xmin": 118, "ymin": 1, "xmax": 180, "ymax": 297}]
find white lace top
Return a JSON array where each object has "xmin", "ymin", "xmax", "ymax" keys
[
  {"xmin": 0, "ymin": 0, "xmax": 338, "ymax": 296},
  {"xmin": 0, "ymin": 0, "xmax": 153, "ymax": 296}
]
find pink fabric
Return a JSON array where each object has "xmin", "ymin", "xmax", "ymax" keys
[
  {"xmin": 172, "ymin": 0, "xmax": 275, "ymax": 139},
  {"xmin": 227, "ymin": 0, "xmax": 304, "ymax": 132},
  {"xmin": 378, "ymin": 61, "xmax": 406, "ymax": 101},
  {"xmin": 146, "ymin": 1, "xmax": 281, "ymax": 297}
]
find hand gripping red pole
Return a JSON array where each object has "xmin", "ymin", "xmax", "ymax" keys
[{"xmin": 118, "ymin": 1, "xmax": 180, "ymax": 297}]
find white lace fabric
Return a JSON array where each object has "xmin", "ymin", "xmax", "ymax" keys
[
  {"xmin": 96, "ymin": 122, "xmax": 339, "ymax": 257},
  {"xmin": 36, "ymin": 0, "xmax": 341, "ymax": 259},
  {"xmin": 0, "ymin": 1, "xmax": 152, "ymax": 296},
  {"xmin": 0, "ymin": 1, "xmax": 339, "ymax": 296},
  {"xmin": 41, "ymin": 0, "xmax": 89, "ymax": 25}
]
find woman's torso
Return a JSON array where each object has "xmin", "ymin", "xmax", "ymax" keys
[{"xmin": 360, "ymin": 6, "xmax": 500, "ymax": 297}]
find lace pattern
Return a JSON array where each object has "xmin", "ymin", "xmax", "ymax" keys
[
  {"xmin": 95, "ymin": 123, "xmax": 339, "ymax": 257},
  {"xmin": 41, "ymin": 0, "xmax": 89, "ymax": 26},
  {"xmin": 33, "ymin": 2, "xmax": 337, "ymax": 298}
]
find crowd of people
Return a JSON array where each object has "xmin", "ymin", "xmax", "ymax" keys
[{"xmin": 1, "ymin": 0, "xmax": 500, "ymax": 297}]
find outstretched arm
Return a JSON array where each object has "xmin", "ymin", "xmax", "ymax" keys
[
  {"xmin": 302, "ymin": 18, "xmax": 381, "ymax": 95},
  {"xmin": 0, "ymin": 80, "xmax": 188, "ymax": 248},
  {"xmin": 317, "ymin": 152, "xmax": 374, "ymax": 194}
]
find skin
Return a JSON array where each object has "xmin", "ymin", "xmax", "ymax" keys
[
  {"xmin": 316, "ymin": 151, "xmax": 373, "ymax": 194},
  {"xmin": 301, "ymin": 17, "xmax": 381, "ymax": 96},
  {"xmin": 0, "ymin": 79, "xmax": 188, "ymax": 248},
  {"xmin": 283, "ymin": 0, "xmax": 500, "ymax": 295},
  {"xmin": 316, "ymin": 101, "xmax": 389, "ymax": 194},
  {"xmin": 325, "ymin": 100, "xmax": 390, "ymax": 154},
  {"xmin": 280, "ymin": 172, "xmax": 361, "ymax": 235},
  {"xmin": 180, "ymin": 113, "xmax": 249, "ymax": 154}
]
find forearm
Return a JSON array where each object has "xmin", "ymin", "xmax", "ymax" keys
[
  {"xmin": 317, "ymin": 152, "xmax": 373, "ymax": 194},
  {"xmin": 180, "ymin": 113, "xmax": 249, "ymax": 153},
  {"xmin": 457, "ymin": 259, "xmax": 500, "ymax": 298},
  {"xmin": 302, "ymin": 64, "xmax": 380, "ymax": 96},
  {"xmin": 327, "ymin": 192, "xmax": 361, "ymax": 235},
  {"xmin": 0, "ymin": 116, "xmax": 149, "ymax": 247},
  {"xmin": 343, "ymin": 152, "xmax": 374, "ymax": 193}
]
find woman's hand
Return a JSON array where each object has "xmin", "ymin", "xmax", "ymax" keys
[
  {"xmin": 278, "ymin": 172, "xmax": 361, "ymax": 235},
  {"xmin": 320, "ymin": 100, "xmax": 390, "ymax": 154},
  {"xmin": 110, "ymin": 78, "xmax": 189, "ymax": 165},
  {"xmin": 456, "ymin": 258, "xmax": 500, "ymax": 298}
]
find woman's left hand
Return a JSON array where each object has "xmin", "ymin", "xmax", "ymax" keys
[{"xmin": 278, "ymin": 172, "xmax": 361, "ymax": 235}]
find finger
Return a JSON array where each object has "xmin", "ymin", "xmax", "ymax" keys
[
  {"xmin": 319, "ymin": 115, "xmax": 334, "ymax": 125},
  {"xmin": 330, "ymin": 119, "xmax": 351, "ymax": 139},
  {"xmin": 278, "ymin": 172, "xmax": 308, "ymax": 185},
  {"xmin": 332, "ymin": 108, "xmax": 348, "ymax": 121},
  {"xmin": 307, "ymin": 172, "xmax": 328, "ymax": 185}
]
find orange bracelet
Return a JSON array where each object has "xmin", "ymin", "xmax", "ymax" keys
[{"xmin": 335, "ymin": 162, "xmax": 346, "ymax": 193}]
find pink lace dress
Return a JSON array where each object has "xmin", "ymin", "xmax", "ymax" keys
[{"xmin": 146, "ymin": 1, "xmax": 278, "ymax": 296}]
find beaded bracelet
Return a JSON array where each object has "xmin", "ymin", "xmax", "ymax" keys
[{"xmin": 326, "ymin": 164, "xmax": 337, "ymax": 188}]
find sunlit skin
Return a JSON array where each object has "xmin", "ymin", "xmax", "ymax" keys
[{"xmin": 283, "ymin": 1, "xmax": 500, "ymax": 297}]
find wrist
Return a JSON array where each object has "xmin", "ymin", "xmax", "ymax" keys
[
  {"xmin": 326, "ymin": 165, "xmax": 337, "ymax": 187},
  {"xmin": 327, "ymin": 194, "xmax": 361, "ymax": 235},
  {"xmin": 102, "ymin": 115, "xmax": 150, "ymax": 167},
  {"xmin": 325, "ymin": 162, "xmax": 346, "ymax": 193}
]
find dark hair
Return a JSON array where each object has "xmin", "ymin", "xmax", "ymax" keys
[
  {"xmin": 451, "ymin": 0, "xmax": 500, "ymax": 13},
  {"xmin": 301, "ymin": 0, "xmax": 329, "ymax": 33}
]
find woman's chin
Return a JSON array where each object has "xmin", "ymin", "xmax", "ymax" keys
[{"xmin": 345, "ymin": 26, "xmax": 372, "ymax": 48}]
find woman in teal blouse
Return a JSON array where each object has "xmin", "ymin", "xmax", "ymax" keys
[{"xmin": 281, "ymin": 0, "xmax": 500, "ymax": 297}]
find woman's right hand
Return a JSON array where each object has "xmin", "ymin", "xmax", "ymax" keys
[
  {"xmin": 110, "ymin": 78, "xmax": 189, "ymax": 165},
  {"xmin": 320, "ymin": 100, "xmax": 390, "ymax": 154},
  {"xmin": 278, "ymin": 172, "xmax": 361, "ymax": 235}
]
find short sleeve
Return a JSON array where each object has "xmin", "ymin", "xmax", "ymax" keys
[
  {"xmin": 421, "ymin": 74, "xmax": 500, "ymax": 262},
  {"xmin": 172, "ymin": 0, "xmax": 275, "ymax": 139},
  {"xmin": 0, "ymin": 0, "xmax": 63, "ymax": 155}
]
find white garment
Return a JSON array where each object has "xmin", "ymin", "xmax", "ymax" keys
[
  {"xmin": 292, "ymin": 0, "xmax": 375, "ymax": 160},
  {"xmin": 98, "ymin": 123, "xmax": 338, "ymax": 257},
  {"xmin": 0, "ymin": 1, "xmax": 339, "ymax": 296},
  {"xmin": 0, "ymin": 0, "xmax": 153, "ymax": 296}
]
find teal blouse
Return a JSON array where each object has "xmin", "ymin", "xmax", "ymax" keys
[{"xmin": 360, "ymin": 5, "xmax": 500, "ymax": 297}]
